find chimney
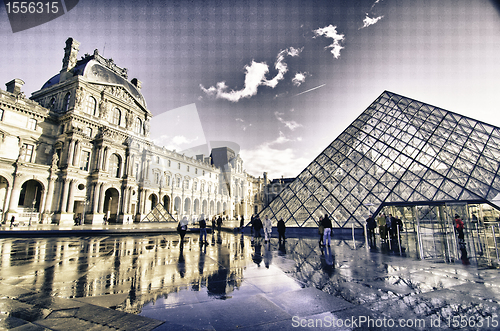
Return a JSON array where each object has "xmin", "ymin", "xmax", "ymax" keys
[
  {"xmin": 131, "ymin": 78, "xmax": 142, "ymax": 91},
  {"xmin": 6, "ymin": 79, "xmax": 25, "ymax": 95},
  {"xmin": 60, "ymin": 37, "xmax": 80, "ymax": 83}
]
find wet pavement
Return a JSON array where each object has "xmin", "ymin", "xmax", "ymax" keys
[{"xmin": 0, "ymin": 224, "xmax": 499, "ymax": 330}]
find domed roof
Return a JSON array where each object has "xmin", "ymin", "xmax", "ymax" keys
[{"xmin": 41, "ymin": 52, "xmax": 147, "ymax": 109}]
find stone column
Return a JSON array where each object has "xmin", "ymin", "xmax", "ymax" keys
[
  {"xmin": 67, "ymin": 139, "xmax": 75, "ymax": 167},
  {"xmin": 7, "ymin": 173, "xmax": 22, "ymax": 213},
  {"xmin": 43, "ymin": 177, "xmax": 56, "ymax": 216},
  {"xmin": 92, "ymin": 182, "xmax": 100, "ymax": 213},
  {"xmin": 98, "ymin": 183, "xmax": 106, "ymax": 214},
  {"xmin": 67, "ymin": 180, "xmax": 76, "ymax": 213},
  {"xmin": 73, "ymin": 140, "xmax": 80, "ymax": 167},
  {"xmin": 60, "ymin": 178, "xmax": 70, "ymax": 212}
]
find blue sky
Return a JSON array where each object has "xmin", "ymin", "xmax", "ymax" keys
[{"xmin": 1, "ymin": 0, "xmax": 500, "ymax": 179}]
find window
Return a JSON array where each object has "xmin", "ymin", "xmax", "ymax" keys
[
  {"xmin": 195, "ymin": 168, "xmax": 198, "ymax": 175},
  {"xmin": 27, "ymin": 118, "xmax": 37, "ymax": 130},
  {"xmin": 184, "ymin": 180, "xmax": 189, "ymax": 189},
  {"xmin": 202, "ymin": 170, "xmax": 205, "ymax": 176},
  {"xmin": 176, "ymin": 177, "xmax": 181, "ymax": 188},
  {"xmin": 168, "ymin": 160, "xmax": 171, "ymax": 167},
  {"xmin": 109, "ymin": 154, "xmax": 121, "ymax": 178},
  {"xmin": 201, "ymin": 183, "xmax": 205, "ymax": 192},
  {"xmin": 194, "ymin": 182, "xmax": 198, "ymax": 190},
  {"xmin": 85, "ymin": 96, "xmax": 97, "ymax": 116},
  {"xmin": 156, "ymin": 156, "xmax": 160, "ymax": 164},
  {"xmin": 63, "ymin": 92, "xmax": 71, "ymax": 112},
  {"xmin": 135, "ymin": 118, "xmax": 143, "ymax": 134},
  {"xmin": 154, "ymin": 172, "xmax": 160, "ymax": 184},
  {"xmin": 166, "ymin": 175, "xmax": 171, "ymax": 186},
  {"xmin": 112, "ymin": 108, "xmax": 121, "ymax": 126},
  {"xmin": 0, "ymin": 109, "xmax": 3, "ymax": 121},
  {"xmin": 178, "ymin": 163, "xmax": 181, "ymax": 169},
  {"xmin": 21, "ymin": 143, "xmax": 34, "ymax": 162},
  {"xmin": 187, "ymin": 166, "xmax": 190, "ymax": 172},
  {"xmin": 135, "ymin": 163, "xmax": 139, "ymax": 180},
  {"xmin": 80, "ymin": 151, "xmax": 90, "ymax": 171}
]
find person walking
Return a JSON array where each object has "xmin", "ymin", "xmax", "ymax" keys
[
  {"xmin": 318, "ymin": 216, "xmax": 324, "ymax": 246},
  {"xmin": 277, "ymin": 218, "xmax": 286, "ymax": 244},
  {"xmin": 177, "ymin": 216, "xmax": 189, "ymax": 246},
  {"xmin": 322, "ymin": 214, "xmax": 332, "ymax": 247},
  {"xmin": 199, "ymin": 215, "xmax": 207, "ymax": 245},
  {"xmin": 10, "ymin": 216, "xmax": 15, "ymax": 228},
  {"xmin": 263, "ymin": 215, "xmax": 272, "ymax": 242}
]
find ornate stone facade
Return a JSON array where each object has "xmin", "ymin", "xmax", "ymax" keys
[{"xmin": 0, "ymin": 38, "xmax": 256, "ymax": 225}]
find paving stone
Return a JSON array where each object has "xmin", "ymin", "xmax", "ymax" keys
[
  {"xmin": 33, "ymin": 316, "xmax": 115, "ymax": 331},
  {"xmin": 0, "ymin": 315, "xmax": 29, "ymax": 329},
  {"xmin": 18, "ymin": 293, "xmax": 87, "ymax": 310},
  {"xmin": 74, "ymin": 293, "xmax": 129, "ymax": 309},
  {"xmin": 266, "ymin": 287, "xmax": 355, "ymax": 317}
]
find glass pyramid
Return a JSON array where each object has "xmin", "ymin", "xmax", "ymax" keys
[
  {"xmin": 261, "ymin": 91, "xmax": 500, "ymax": 228},
  {"xmin": 141, "ymin": 203, "xmax": 177, "ymax": 223}
]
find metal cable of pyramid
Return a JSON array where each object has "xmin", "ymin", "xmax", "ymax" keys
[{"xmin": 261, "ymin": 91, "xmax": 500, "ymax": 228}]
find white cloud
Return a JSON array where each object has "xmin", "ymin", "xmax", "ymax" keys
[
  {"xmin": 313, "ymin": 24, "xmax": 345, "ymax": 59},
  {"xmin": 236, "ymin": 118, "xmax": 244, "ymax": 122},
  {"xmin": 275, "ymin": 111, "xmax": 303, "ymax": 131},
  {"xmin": 292, "ymin": 72, "xmax": 307, "ymax": 86},
  {"xmin": 360, "ymin": 14, "xmax": 384, "ymax": 29},
  {"xmin": 241, "ymin": 141, "xmax": 309, "ymax": 178},
  {"xmin": 200, "ymin": 47, "xmax": 303, "ymax": 102},
  {"xmin": 152, "ymin": 134, "xmax": 200, "ymax": 151}
]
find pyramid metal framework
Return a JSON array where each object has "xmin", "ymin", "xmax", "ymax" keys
[
  {"xmin": 261, "ymin": 91, "xmax": 500, "ymax": 228},
  {"xmin": 141, "ymin": 203, "xmax": 177, "ymax": 223}
]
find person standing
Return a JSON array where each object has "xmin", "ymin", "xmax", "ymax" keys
[
  {"xmin": 253, "ymin": 215, "xmax": 263, "ymax": 238},
  {"xmin": 217, "ymin": 215, "xmax": 223, "ymax": 232},
  {"xmin": 454, "ymin": 214, "xmax": 465, "ymax": 240},
  {"xmin": 377, "ymin": 213, "xmax": 387, "ymax": 241},
  {"xmin": 277, "ymin": 218, "xmax": 286, "ymax": 244},
  {"xmin": 199, "ymin": 215, "xmax": 207, "ymax": 245},
  {"xmin": 322, "ymin": 214, "xmax": 332, "ymax": 247},
  {"xmin": 366, "ymin": 214, "xmax": 376, "ymax": 245},
  {"xmin": 318, "ymin": 216, "xmax": 324, "ymax": 246},
  {"xmin": 10, "ymin": 216, "xmax": 15, "ymax": 228},
  {"xmin": 239, "ymin": 216, "xmax": 245, "ymax": 232},
  {"xmin": 264, "ymin": 215, "xmax": 272, "ymax": 242}
]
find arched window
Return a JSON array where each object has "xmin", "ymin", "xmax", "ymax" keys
[
  {"xmin": 85, "ymin": 96, "xmax": 97, "ymax": 116},
  {"xmin": 135, "ymin": 118, "xmax": 143, "ymax": 134},
  {"xmin": 63, "ymin": 92, "xmax": 71, "ymax": 112},
  {"xmin": 112, "ymin": 108, "xmax": 121, "ymax": 126},
  {"xmin": 109, "ymin": 153, "xmax": 121, "ymax": 178}
]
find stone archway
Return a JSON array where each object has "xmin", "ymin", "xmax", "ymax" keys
[
  {"xmin": 149, "ymin": 194, "xmax": 158, "ymax": 212},
  {"xmin": 163, "ymin": 195, "xmax": 171, "ymax": 213},
  {"xmin": 104, "ymin": 188, "xmax": 120, "ymax": 223},
  {"xmin": 184, "ymin": 197, "xmax": 191, "ymax": 215},
  {"xmin": 174, "ymin": 196, "xmax": 181, "ymax": 216},
  {"xmin": 18, "ymin": 179, "xmax": 42, "ymax": 212}
]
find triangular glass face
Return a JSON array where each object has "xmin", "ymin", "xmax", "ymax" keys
[
  {"xmin": 262, "ymin": 91, "xmax": 500, "ymax": 228},
  {"xmin": 142, "ymin": 203, "xmax": 176, "ymax": 222}
]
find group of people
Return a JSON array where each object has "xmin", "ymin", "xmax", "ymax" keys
[
  {"xmin": 248, "ymin": 214, "xmax": 286, "ymax": 243},
  {"xmin": 371, "ymin": 213, "xmax": 403, "ymax": 244}
]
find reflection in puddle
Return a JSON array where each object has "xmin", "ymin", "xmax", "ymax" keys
[{"xmin": 0, "ymin": 231, "xmax": 496, "ymax": 317}]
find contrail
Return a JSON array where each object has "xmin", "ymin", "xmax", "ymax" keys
[{"xmin": 294, "ymin": 83, "xmax": 326, "ymax": 97}]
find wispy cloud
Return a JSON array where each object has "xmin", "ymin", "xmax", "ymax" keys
[
  {"xmin": 360, "ymin": 13, "xmax": 384, "ymax": 29},
  {"xmin": 200, "ymin": 47, "xmax": 303, "ymax": 102},
  {"xmin": 370, "ymin": 0, "xmax": 382, "ymax": 10},
  {"xmin": 275, "ymin": 111, "xmax": 303, "ymax": 131},
  {"xmin": 235, "ymin": 117, "xmax": 252, "ymax": 131},
  {"xmin": 294, "ymin": 83, "xmax": 326, "ymax": 97},
  {"xmin": 292, "ymin": 72, "xmax": 307, "ymax": 86},
  {"xmin": 313, "ymin": 25, "xmax": 345, "ymax": 59}
]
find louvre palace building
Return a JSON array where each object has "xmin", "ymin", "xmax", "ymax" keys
[{"xmin": 0, "ymin": 38, "xmax": 258, "ymax": 226}]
